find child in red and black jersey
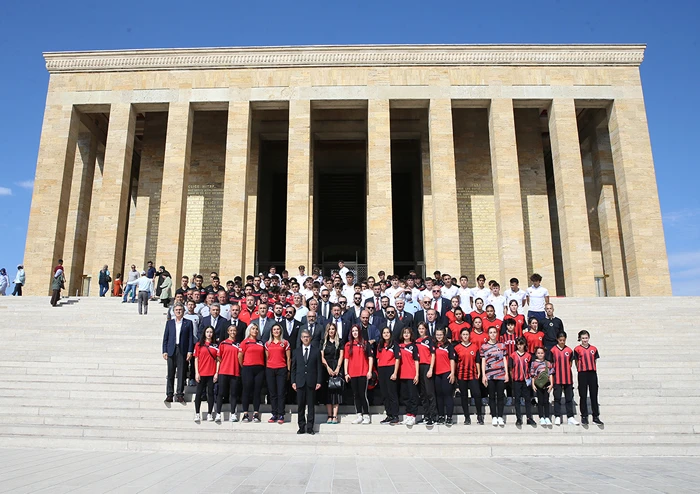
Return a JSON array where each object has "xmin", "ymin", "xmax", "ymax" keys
[
  {"xmin": 344, "ymin": 325, "xmax": 374, "ymax": 424},
  {"xmin": 445, "ymin": 296, "xmax": 461, "ymax": 324},
  {"xmin": 454, "ymin": 328, "xmax": 483, "ymax": 424},
  {"xmin": 523, "ymin": 317, "xmax": 545, "ymax": 354},
  {"xmin": 238, "ymin": 323, "xmax": 265, "ymax": 423},
  {"xmin": 448, "ymin": 307, "xmax": 471, "ymax": 342},
  {"xmin": 376, "ymin": 327, "xmax": 401, "ymax": 425},
  {"xmin": 469, "ymin": 317, "xmax": 489, "ymax": 347},
  {"xmin": 509, "ymin": 337, "xmax": 535, "ymax": 426},
  {"xmin": 433, "ymin": 328, "xmax": 456, "ymax": 424},
  {"xmin": 530, "ymin": 347, "xmax": 554, "ymax": 425},
  {"xmin": 547, "ymin": 331, "xmax": 578, "ymax": 425},
  {"xmin": 503, "ymin": 300, "xmax": 526, "ymax": 337},
  {"xmin": 264, "ymin": 324, "xmax": 291, "ymax": 424},
  {"xmin": 574, "ymin": 330, "xmax": 603, "ymax": 425},
  {"xmin": 482, "ymin": 305, "xmax": 503, "ymax": 335},
  {"xmin": 499, "ymin": 318, "xmax": 518, "ymax": 406},
  {"xmin": 398, "ymin": 326, "xmax": 420, "ymax": 426},
  {"xmin": 481, "ymin": 327, "xmax": 509, "ymax": 426},
  {"xmin": 415, "ymin": 322, "xmax": 438, "ymax": 425},
  {"xmin": 193, "ymin": 326, "xmax": 219, "ymax": 423},
  {"xmin": 216, "ymin": 325, "xmax": 242, "ymax": 422},
  {"xmin": 470, "ymin": 298, "xmax": 487, "ymax": 323}
]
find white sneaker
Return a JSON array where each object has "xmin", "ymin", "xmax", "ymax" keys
[
  {"xmin": 539, "ymin": 418, "xmax": 546, "ymax": 425},
  {"xmin": 497, "ymin": 417, "xmax": 505, "ymax": 426},
  {"xmin": 408, "ymin": 416, "xmax": 416, "ymax": 426},
  {"xmin": 214, "ymin": 413, "xmax": 221, "ymax": 423},
  {"xmin": 401, "ymin": 416, "xmax": 410, "ymax": 425},
  {"xmin": 230, "ymin": 414, "xmax": 238, "ymax": 423},
  {"xmin": 362, "ymin": 414, "xmax": 371, "ymax": 424},
  {"xmin": 545, "ymin": 418, "xmax": 552, "ymax": 425},
  {"xmin": 352, "ymin": 413, "xmax": 364, "ymax": 424},
  {"xmin": 568, "ymin": 417, "xmax": 580, "ymax": 426},
  {"xmin": 492, "ymin": 417, "xmax": 498, "ymax": 426},
  {"xmin": 554, "ymin": 416, "xmax": 561, "ymax": 426},
  {"xmin": 207, "ymin": 413, "xmax": 215, "ymax": 422},
  {"xmin": 194, "ymin": 413, "xmax": 201, "ymax": 423}
]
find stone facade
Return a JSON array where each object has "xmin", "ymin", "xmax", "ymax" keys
[{"xmin": 23, "ymin": 44, "xmax": 671, "ymax": 296}]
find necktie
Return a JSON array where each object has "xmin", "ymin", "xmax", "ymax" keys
[
  {"xmin": 399, "ymin": 312, "xmax": 403, "ymax": 321},
  {"xmin": 304, "ymin": 347, "xmax": 309, "ymax": 363},
  {"xmin": 433, "ymin": 300, "xmax": 438, "ymax": 311},
  {"xmin": 389, "ymin": 321, "xmax": 393, "ymax": 330},
  {"xmin": 376, "ymin": 298, "xmax": 380, "ymax": 309},
  {"xmin": 430, "ymin": 323, "xmax": 435, "ymax": 335}
]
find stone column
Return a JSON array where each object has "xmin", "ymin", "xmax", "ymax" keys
[
  {"xmin": 590, "ymin": 126, "xmax": 627, "ymax": 296},
  {"xmin": 428, "ymin": 99, "xmax": 461, "ymax": 276},
  {"xmin": 24, "ymin": 104, "xmax": 80, "ymax": 295},
  {"xmin": 62, "ymin": 131, "xmax": 98, "ymax": 295},
  {"xmin": 547, "ymin": 99, "xmax": 596, "ymax": 296},
  {"xmin": 607, "ymin": 98, "xmax": 671, "ymax": 296},
  {"xmin": 244, "ymin": 135, "xmax": 260, "ymax": 276},
  {"xmin": 156, "ymin": 102, "xmax": 194, "ymax": 280},
  {"xmin": 366, "ymin": 99, "xmax": 394, "ymax": 276},
  {"xmin": 420, "ymin": 116, "xmax": 435, "ymax": 278},
  {"xmin": 488, "ymin": 99, "xmax": 528, "ymax": 285},
  {"xmin": 92, "ymin": 103, "xmax": 136, "ymax": 283},
  {"xmin": 285, "ymin": 99, "xmax": 312, "ymax": 271},
  {"xmin": 219, "ymin": 101, "xmax": 252, "ymax": 278}
]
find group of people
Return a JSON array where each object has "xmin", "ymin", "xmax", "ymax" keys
[
  {"xmin": 161, "ymin": 263, "xmax": 603, "ymax": 434},
  {"xmin": 0, "ymin": 265, "xmax": 24, "ymax": 296}
]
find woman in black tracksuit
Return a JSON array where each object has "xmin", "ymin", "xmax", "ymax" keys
[{"xmin": 376, "ymin": 326, "xmax": 401, "ymax": 425}]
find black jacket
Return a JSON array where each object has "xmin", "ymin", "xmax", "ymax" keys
[{"xmin": 291, "ymin": 345, "xmax": 322, "ymax": 388}]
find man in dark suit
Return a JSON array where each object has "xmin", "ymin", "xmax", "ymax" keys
[
  {"xmin": 424, "ymin": 309, "xmax": 446, "ymax": 337},
  {"xmin": 299, "ymin": 310, "xmax": 323, "ymax": 347},
  {"xmin": 318, "ymin": 289, "xmax": 333, "ymax": 321},
  {"xmin": 282, "ymin": 306, "xmax": 301, "ymax": 350},
  {"xmin": 412, "ymin": 295, "xmax": 433, "ymax": 329},
  {"xmin": 329, "ymin": 304, "xmax": 349, "ymax": 343},
  {"xmin": 356, "ymin": 310, "xmax": 372, "ymax": 344},
  {"xmin": 228, "ymin": 303, "xmax": 248, "ymax": 343},
  {"xmin": 364, "ymin": 300, "xmax": 385, "ymax": 329},
  {"xmin": 162, "ymin": 304, "xmax": 194, "ymax": 403},
  {"xmin": 428, "ymin": 288, "xmax": 451, "ymax": 325},
  {"xmin": 395, "ymin": 299, "xmax": 414, "ymax": 328},
  {"xmin": 200, "ymin": 303, "xmax": 229, "ymax": 342},
  {"xmin": 291, "ymin": 330, "xmax": 322, "ymax": 434},
  {"xmin": 305, "ymin": 298, "xmax": 328, "ymax": 328},
  {"xmin": 384, "ymin": 306, "xmax": 406, "ymax": 342},
  {"xmin": 252, "ymin": 301, "xmax": 274, "ymax": 342},
  {"xmin": 344, "ymin": 292, "xmax": 364, "ymax": 326}
]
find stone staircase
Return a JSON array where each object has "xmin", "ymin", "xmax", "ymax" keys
[{"xmin": 1, "ymin": 295, "xmax": 698, "ymax": 457}]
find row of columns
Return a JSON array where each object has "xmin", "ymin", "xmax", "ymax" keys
[{"xmin": 24, "ymin": 97, "xmax": 670, "ymax": 296}]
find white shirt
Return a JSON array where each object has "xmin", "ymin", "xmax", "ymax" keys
[
  {"xmin": 184, "ymin": 313, "xmax": 200, "ymax": 338},
  {"xmin": 342, "ymin": 285, "xmax": 356, "ymax": 302},
  {"xmin": 361, "ymin": 288, "xmax": 374, "ymax": 301},
  {"xmin": 300, "ymin": 287, "xmax": 314, "ymax": 301},
  {"xmin": 527, "ymin": 285, "xmax": 549, "ymax": 312},
  {"xmin": 332, "ymin": 317, "xmax": 344, "ymax": 339},
  {"xmin": 384, "ymin": 286, "xmax": 401, "ymax": 307},
  {"xmin": 504, "ymin": 288, "xmax": 528, "ymax": 314},
  {"xmin": 470, "ymin": 287, "xmax": 491, "ymax": 310},
  {"xmin": 218, "ymin": 304, "xmax": 231, "ymax": 321},
  {"xmin": 419, "ymin": 288, "xmax": 432, "ymax": 302},
  {"xmin": 297, "ymin": 274, "xmax": 309, "ymax": 285},
  {"xmin": 338, "ymin": 266, "xmax": 349, "ymax": 279},
  {"xmin": 137, "ymin": 276, "xmax": 153, "ymax": 293},
  {"xmin": 458, "ymin": 287, "xmax": 471, "ymax": 309},
  {"xmin": 486, "ymin": 294, "xmax": 506, "ymax": 320},
  {"xmin": 294, "ymin": 306, "xmax": 308, "ymax": 322},
  {"xmin": 175, "ymin": 318, "xmax": 183, "ymax": 342},
  {"xmin": 441, "ymin": 285, "xmax": 459, "ymax": 300}
]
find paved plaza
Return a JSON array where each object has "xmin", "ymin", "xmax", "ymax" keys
[{"xmin": 0, "ymin": 448, "xmax": 698, "ymax": 493}]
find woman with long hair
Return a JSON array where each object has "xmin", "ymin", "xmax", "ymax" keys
[
  {"xmin": 530, "ymin": 346, "xmax": 554, "ymax": 425},
  {"xmin": 193, "ymin": 326, "xmax": 219, "ymax": 423},
  {"xmin": 217, "ymin": 325, "xmax": 242, "ymax": 422},
  {"xmin": 453, "ymin": 327, "xmax": 483, "ymax": 425},
  {"xmin": 448, "ymin": 307, "xmax": 471, "ymax": 342},
  {"xmin": 398, "ymin": 326, "xmax": 420, "ymax": 426},
  {"xmin": 376, "ymin": 326, "xmax": 401, "ymax": 425},
  {"xmin": 503, "ymin": 300, "xmax": 526, "ymax": 337},
  {"xmin": 321, "ymin": 323, "xmax": 344, "ymax": 424},
  {"xmin": 415, "ymin": 322, "xmax": 437, "ymax": 425},
  {"xmin": 481, "ymin": 326, "xmax": 508, "ymax": 426},
  {"xmin": 433, "ymin": 328, "xmax": 456, "ymax": 424},
  {"xmin": 238, "ymin": 323, "xmax": 265, "ymax": 423},
  {"xmin": 444, "ymin": 296, "xmax": 462, "ymax": 324},
  {"xmin": 344, "ymin": 325, "xmax": 373, "ymax": 424},
  {"xmin": 265, "ymin": 323, "xmax": 291, "ymax": 424}
]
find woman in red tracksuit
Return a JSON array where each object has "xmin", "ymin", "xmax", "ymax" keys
[
  {"xmin": 433, "ymin": 328, "xmax": 456, "ymax": 424},
  {"xmin": 376, "ymin": 327, "xmax": 401, "ymax": 425},
  {"xmin": 238, "ymin": 323, "xmax": 265, "ymax": 423},
  {"xmin": 217, "ymin": 325, "xmax": 241, "ymax": 422},
  {"xmin": 265, "ymin": 323, "xmax": 291, "ymax": 424},
  {"xmin": 448, "ymin": 307, "xmax": 471, "ymax": 342},
  {"xmin": 415, "ymin": 322, "xmax": 437, "ymax": 425},
  {"xmin": 398, "ymin": 326, "xmax": 420, "ymax": 426},
  {"xmin": 193, "ymin": 326, "xmax": 219, "ymax": 423},
  {"xmin": 503, "ymin": 300, "xmax": 526, "ymax": 337},
  {"xmin": 344, "ymin": 325, "xmax": 374, "ymax": 424}
]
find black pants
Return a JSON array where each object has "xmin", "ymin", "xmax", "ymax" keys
[
  {"xmin": 377, "ymin": 366, "xmax": 399, "ymax": 417},
  {"xmin": 512, "ymin": 380, "xmax": 533, "ymax": 420},
  {"xmin": 166, "ymin": 346, "xmax": 187, "ymax": 398},
  {"xmin": 50, "ymin": 289, "xmax": 61, "ymax": 306},
  {"xmin": 487, "ymin": 379, "xmax": 505, "ymax": 418},
  {"xmin": 434, "ymin": 372, "xmax": 454, "ymax": 417},
  {"xmin": 578, "ymin": 371, "xmax": 600, "ymax": 417},
  {"xmin": 400, "ymin": 379, "xmax": 419, "ymax": 415},
  {"xmin": 536, "ymin": 387, "xmax": 550, "ymax": 418},
  {"xmin": 458, "ymin": 379, "xmax": 482, "ymax": 418},
  {"xmin": 241, "ymin": 365, "xmax": 264, "ymax": 412},
  {"xmin": 216, "ymin": 374, "xmax": 239, "ymax": 416},
  {"xmin": 296, "ymin": 385, "xmax": 316, "ymax": 431},
  {"xmin": 418, "ymin": 364, "xmax": 437, "ymax": 419},
  {"xmin": 195, "ymin": 375, "xmax": 215, "ymax": 414},
  {"xmin": 553, "ymin": 383, "xmax": 575, "ymax": 418},
  {"xmin": 266, "ymin": 367, "xmax": 287, "ymax": 418},
  {"xmin": 350, "ymin": 376, "xmax": 369, "ymax": 414},
  {"xmin": 12, "ymin": 283, "xmax": 22, "ymax": 296}
]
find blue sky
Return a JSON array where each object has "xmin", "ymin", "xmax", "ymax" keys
[{"xmin": 0, "ymin": 0, "xmax": 698, "ymax": 294}]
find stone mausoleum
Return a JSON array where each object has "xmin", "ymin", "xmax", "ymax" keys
[{"xmin": 24, "ymin": 44, "xmax": 670, "ymax": 297}]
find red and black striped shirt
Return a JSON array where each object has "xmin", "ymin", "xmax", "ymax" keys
[
  {"xmin": 548, "ymin": 345, "xmax": 575, "ymax": 385},
  {"xmin": 509, "ymin": 351, "xmax": 532, "ymax": 382},
  {"xmin": 498, "ymin": 331, "xmax": 517, "ymax": 356},
  {"xmin": 574, "ymin": 344, "xmax": 599, "ymax": 372},
  {"xmin": 454, "ymin": 342, "xmax": 480, "ymax": 381},
  {"xmin": 503, "ymin": 313, "xmax": 526, "ymax": 337}
]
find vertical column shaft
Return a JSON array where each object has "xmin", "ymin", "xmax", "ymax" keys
[
  {"xmin": 488, "ymin": 99, "xmax": 528, "ymax": 285},
  {"xmin": 420, "ymin": 116, "xmax": 435, "ymax": 278},
  {"xmin": 547, "ymin": 99, "xmax": 595, "ymax": 296},
  {"xmin": 366, "ymin": 99, "xmax": 394, "ymax": 276}
]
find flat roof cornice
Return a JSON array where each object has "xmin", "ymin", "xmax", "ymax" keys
[{"xmin": 43, "ymin": 44, "xmax": 646, "ymax": 73}]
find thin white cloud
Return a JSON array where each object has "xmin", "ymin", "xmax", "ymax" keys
[
  {"xmin": 669, "ymin": 250, "xmax": 700, "ymax": 296},
  {"xmin": 15, "ymin": 180, "xmax": 34, "ymax": 189},
  {"xmin": 664, "ymin": 208, "xmax": 700, "ymax": 226},
  {"xmin": 0, "ymin": 187, "xmax": 12, "ymax": 196}
]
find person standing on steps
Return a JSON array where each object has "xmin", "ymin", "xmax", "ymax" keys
[
  {"xmin": 530, "ymin": 346, "xmax": 554, "ymax": 425},
  {"xmin": 162, "ymin": 303, "xmax": 194, "ymax": 404},
  {"xmin": 398, "ymin": 326, "xmax": 420, "ymax": 426},
  {"xmin": 292, "ymin": 329, "xmax": 322, "ymax": 435},
  {"xmin": 548, "ymin": 331, "xmax": 579, "ymax": 426},
  {"xmin": 122, "ymin": 265, "xmax": 139, "ymax": 303},
  {"xmin": 98, "ymin": 265, "xmax": 111, "ymax": 297},
  {"xmin": 193, "ymin": 326, "xmax": 219, "ymax": 423},
  {"xmin": 320, "ymin": 323, "xmax": 343, "ymax": 424},
  {"xmin": 0, "ymin": 268, "xmax": 9, "ymax": 296},
  {"xmin": 216, "ymin": 325, "xmax": 241, "ymax": 422},
  {"xmin": 415, "ymin": 322, "xmax": 437, "ymax": 425},
  {"xmin": 376, "ymin": 326, "xmax": 401, "ymax": 425},
  {"xmin": 481, "ymin": 326, "xmax": 509, "ymax": 427},
  {"xmin": 509, "ymin": 337, "xmax": 536, "ymax": 427},
  {"xmin": 454, "ymin": 328, "xmax": 484, "ymax": 425},
  {"xmin": 574, "ymin": 330, "xmax": 603, "ymax": 426},
  {"xmin": 136, "ymin": 271, "xmax": 154, "ymax": 315},
  {"xmin": 12, "ymin": 265, "xmax": 25, "ymax": 296},
  {"xmin": 433, "ymin": 328, "xmax": 456, "ymax": 425},
  {"xmin": 344, "ymin": 325, "xmax": 373, "ymax": 425},
  {"xmin": 238, "ymin": 323, "xmax": 265, "ymax": 423},
  {"xmin": 265, "ymin": 324, "xmax": 291, "ymax": 424},
  {"xmin": 50, "ymin": 260, "xmax": 65, "ymax": 307}
]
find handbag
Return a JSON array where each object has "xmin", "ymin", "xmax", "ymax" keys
[
  {"xmin": 328, "ymin": 375, "xmax": 343, "ymax": 390},
  {"xmin": 534, "ymin": 370, "xmax": 549, "ymax": 389}
]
